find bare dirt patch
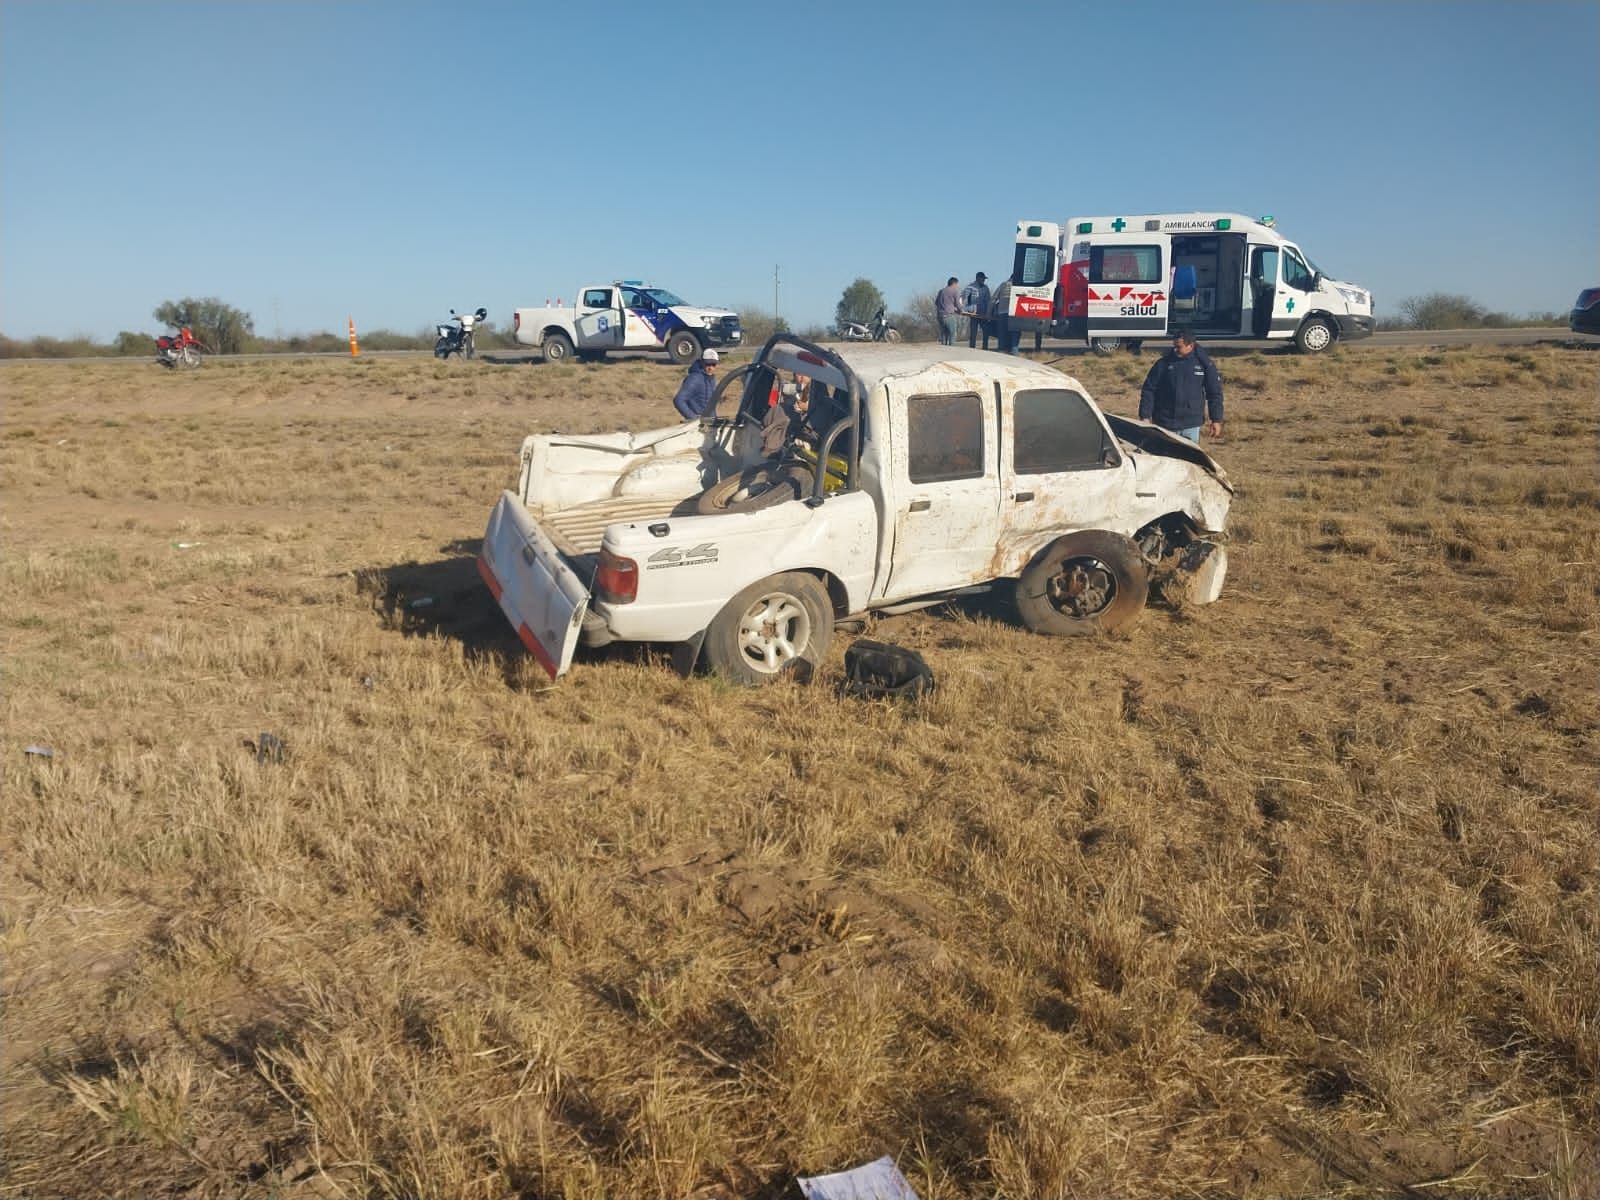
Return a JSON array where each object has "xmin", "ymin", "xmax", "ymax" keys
[{"xmin": 3, "ymin": 346, "xmax": 1596, "ymax": 1198}]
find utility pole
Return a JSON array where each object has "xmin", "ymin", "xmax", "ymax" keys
[{"xmin": 774, "ymin": 265, "xmax": 780, "ymax": 326}]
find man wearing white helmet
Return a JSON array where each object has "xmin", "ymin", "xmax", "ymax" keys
[{"xmin": 672, "ymin": 347, "xmax": 720, "ymax": 420}]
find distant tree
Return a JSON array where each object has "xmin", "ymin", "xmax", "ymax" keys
[
  {"xmin": 113, "ymin": 331, "xmax": 150, "ymax": 356},
  {"xmin": 152, "ymin": 297, "xmax": 255, "ymax": 354},
  {"xmin": 890, "ymin": 290, "xmax": 940, "ymax": 342},
  {"xmin": 1394, "ymin": 293, "xmax": 1488, "ymax": 330},
  {"xmin": 835, "ymin": 279, "xmax": 886, "ymax": 330},
  {"xmin": 734, "ymin": 306, "xmax": 793, "ymax": 346}
]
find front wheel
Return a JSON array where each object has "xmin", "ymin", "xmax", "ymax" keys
[
  {"xmin": 179, "ymin": 345, "xmax": 201, "ymax": 369},
  {"xmin": 1015, "ymin": 530, "xmax": 1148, "ymax": 636},
  {"xmin": 463, "ymin": 336, "xmax": 475, "ymax": 360},
  {"xmin": 1294, "ymin": 317, "xmax": 1335, "ymax": 354},
  {"xmin": 882, "ymin": 328, "xmax": 902, "ymax": 343},
  {"xmin": 543, "ymin": 331, "xmax": 574, "ymax": 363},
  {"xmin": 1090, "ymin": 337, "xmax": 1123, "ymax": 356},
  {"xmin": 704, "ymin": 571, "xmax": 832, "ymax": 686},
  {"xmin": 666, "ymin": 330, "xmax": 701, "ymax": 365}
]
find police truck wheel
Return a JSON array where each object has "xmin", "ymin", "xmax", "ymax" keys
[
  {"xmin": 1015, "ymin": 530, "xmax": 1148, "ymax": 636},
  {"xmin": 703, "ymin": 571, "xmax": 832, "ymax": 686},
  {"xmin": 1090, "ymin": 337, "xmax": 1123, "ymax": 356},
  {"xmin": 667, "ymin": 331, "xmax": 701, "ymax": 364},
  {"xmin": 695, "ymin": 462, "xmax": 811, "ymax": 515},
  {"xmin": 1294, "ymin": 317, "xmax": 1334, "ymax": 354},
  {"xmin": 543, "ymin": 332, "xmax": 574, "ymax": 363}
]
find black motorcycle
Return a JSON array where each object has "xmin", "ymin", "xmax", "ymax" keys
[{"xmin": 434, "ymin": 307, "xmax": 488, "ymax": 359}]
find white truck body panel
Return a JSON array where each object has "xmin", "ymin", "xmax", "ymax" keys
[{"xmin": 481, "ymin": 342, "xmax": 1233, "ymax": 679}]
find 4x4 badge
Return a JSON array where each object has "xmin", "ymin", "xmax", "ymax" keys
[{"xmin": 646, "ymin": 543, "xmax": 718, "ymax": 569}]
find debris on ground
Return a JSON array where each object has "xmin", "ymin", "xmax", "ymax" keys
[
  {"xmin": 23, "ymin": 745, "xmax": 54, "ymax": 758},
  {"xmin": 253, "ymin": 733, "xmax": 286, "ymax": 764},
  {"xmin": 841, "ymin": 639, "xmax": 935, "ymax": 700},
  {"xmin": 796, "ymin": 1155, "xmax": 919, "ymax": 1200}
]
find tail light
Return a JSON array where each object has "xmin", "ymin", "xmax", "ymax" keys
[{"xmin": 596, "ymin": 547, "xmax": 638, "ymax": 604}]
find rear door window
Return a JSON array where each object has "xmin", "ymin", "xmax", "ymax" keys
[{"xmin": 1090, "ymin": 245, "xmax": 1162, "ymax": 284}]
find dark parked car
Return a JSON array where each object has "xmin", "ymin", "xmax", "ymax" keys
[{"xmin": 1571, "ymin": 287, "xmax": 1600, "ymax": 335}]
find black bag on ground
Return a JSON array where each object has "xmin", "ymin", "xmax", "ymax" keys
[{"xmin": 842, "ymin": 638, "xmax": 935, "ymax": 700}]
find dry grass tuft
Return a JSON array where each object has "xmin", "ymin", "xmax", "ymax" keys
[{"xmin": 2, "ymin": 345, "xmax": 1596, "ymax": 1198}]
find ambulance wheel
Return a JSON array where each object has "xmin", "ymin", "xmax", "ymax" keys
[
  {"xmin": 1016, "ymin": 530, "xmax": 1148, "ymax": 636},
  {"xmin": 1090, "ymin": 337, "xmax": 1123, "ymax": 356},
  {"xmin": 543, "ymin": 332, "xmax": 574, "ymax": 363},
  {"xmin": 703, "ymin": 571, "xmax": 832, "ymax": 686},
  {"xmin": 1295, "ymin": 317, "xmax": 1335, "ymax": 354},
  {"xmin": 667, "ymin": 331, "xmax": 701, "ymax": 365}
]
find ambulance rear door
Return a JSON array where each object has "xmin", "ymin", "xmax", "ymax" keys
[{"xmin": 1084, "ymin": 231, "xmax": 1169, "ymax": 342}]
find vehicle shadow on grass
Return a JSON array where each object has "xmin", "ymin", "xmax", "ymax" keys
[{"xmin": 357, "ymin": 540, "xmax": 674, "ymax": 687}]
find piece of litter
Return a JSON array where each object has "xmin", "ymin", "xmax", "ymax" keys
[
  {"xmin": 361, "ymin": 674, "xmax": 378, "ymax": 689},
  {"xmin": 408, "ymin": 596, "xmax": 435, "ymax": 609},
  {"xmin": 797, "ymin": 1156, "xmax": 919, "ymax": 1200},
  {"xmin": 24, "ymin": 745, "xmax": 55, "ymax": 759},
  {"xmin": 172, "ymin": 542, "xmax": 203, "ymax": 550},
  {"xmin": 255, "ymin": 733, "xmax": 286, "ymax": 764}
]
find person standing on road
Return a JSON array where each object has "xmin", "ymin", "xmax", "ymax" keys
[
  {"xmin": 672, "ymin": 348, "xmax": 720, "ymax": 420},
  {"xmin": 1138, "ymin": 329, "xmax": 1223, "ymax": 443},
  {"xmin": 935, "ymin": 277, "xmax": 962, "ymax": 346},
  {"xmin": 961, "ymin": 272, "xmax": 992, "ymax": 349}
]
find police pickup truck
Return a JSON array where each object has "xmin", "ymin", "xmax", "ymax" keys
[
  {"xmin": 511, "ymin": 281, "xmax": 743, "ymax": 364},
  {"xmin": 479, "ymin": 336, "xmax": 1232, "ymax": 685}
]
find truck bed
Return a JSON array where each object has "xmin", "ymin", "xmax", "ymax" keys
[{"xmin": 532, "ymin": 494, "xmax": 698, "ymax": 561}]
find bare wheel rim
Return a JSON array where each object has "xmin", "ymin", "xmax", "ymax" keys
[
  {"xmin": 736, "ymin": 592, "xmax": 812, "ymax": 674},
  {"xmin": 1046, "ymin": 556, "xmax": 1117, "ymax": 617}
]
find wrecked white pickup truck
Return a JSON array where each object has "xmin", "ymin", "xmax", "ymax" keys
[{"xmin": 478, "ymin": 336, "xmax": 1232, "ymax": 685}]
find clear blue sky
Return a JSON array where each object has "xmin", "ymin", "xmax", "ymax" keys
[{"xmin": 2, "ymin": 0, "xmax": 1595, "ymax": 340}]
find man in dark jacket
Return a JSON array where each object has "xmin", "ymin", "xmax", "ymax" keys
[
  {"xmin": 1138, "ymin": 329, "xmax": 1223, "ymax": 442},
  {"xmin": 672, "ymin": 348, "xmax": 719, "ymax": 420}
]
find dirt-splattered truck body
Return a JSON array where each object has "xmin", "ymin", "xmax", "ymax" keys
[{"xmin": 479, "ymin": 337, "xmax": 1232, "ymax": 684}]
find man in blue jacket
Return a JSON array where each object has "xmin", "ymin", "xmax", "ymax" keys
[
  {"xmin": 672, "ymin": 348, "xmax": 719, "ymax": 420},
  {"xmin": 1138, "ymin": 329, "xmax": 1224, "ymax": 442}
]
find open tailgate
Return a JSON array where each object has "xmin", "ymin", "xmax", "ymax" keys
[{"xmin": 478, "ymin": 491, "xmax": 592, "ymax": 679}]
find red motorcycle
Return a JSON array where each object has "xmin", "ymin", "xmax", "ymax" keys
[{"xmin": 156, "ymin": 326, "xmax": 204, "ymax": 369}]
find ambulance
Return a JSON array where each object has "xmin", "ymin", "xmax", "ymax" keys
[{"xmin": 1004, "ymin": 213, "xmax": 1374, "ymax": 354}]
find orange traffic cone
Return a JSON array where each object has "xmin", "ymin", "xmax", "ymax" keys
[{"xmin": 348, "ymin": 316, "xmax": 361, "ymax": 357}]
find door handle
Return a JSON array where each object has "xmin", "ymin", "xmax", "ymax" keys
[
  {"xmin": 1013, "ymin": 491, "xmax": 1034, "ymax": 503},
  {"xmin": 908, "ymin": 499, "xmax": 931, "ymax": 513}
]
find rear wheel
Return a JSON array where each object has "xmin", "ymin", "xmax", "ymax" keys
[
  {"xmin": 1294, "ymin": 317, "xmax": 1334, "ymax": 354},
  {"xmin": 1016, "ymin": 530, "xmax": 1148, "ymax": 636},
  {"xmin": 543, "ymin": 331, "xmax": 574, "ymax": 363},
  {"xmin": 1090, "ymin": 337, "xmax": 1123, "ymax": 356},
  {"xmin": 666, "ymin": 330, "xmax": 701, "ymax": 364},
  {"xmin": 695, "ymin": 462, "xmax": 811, "ymax": 515},
  {"xmin": 704, "ymin": 572, "xmax": 832, "ymax": 686}
]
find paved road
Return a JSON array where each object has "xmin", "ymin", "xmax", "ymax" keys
[{"xmin": 3, "ymin": 328, "xmax": 1590, "ymax": 367}]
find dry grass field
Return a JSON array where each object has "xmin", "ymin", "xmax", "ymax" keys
[{"xmin": 2, "ymin": 342, "xmax": 1596, "ymax": 1199}]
